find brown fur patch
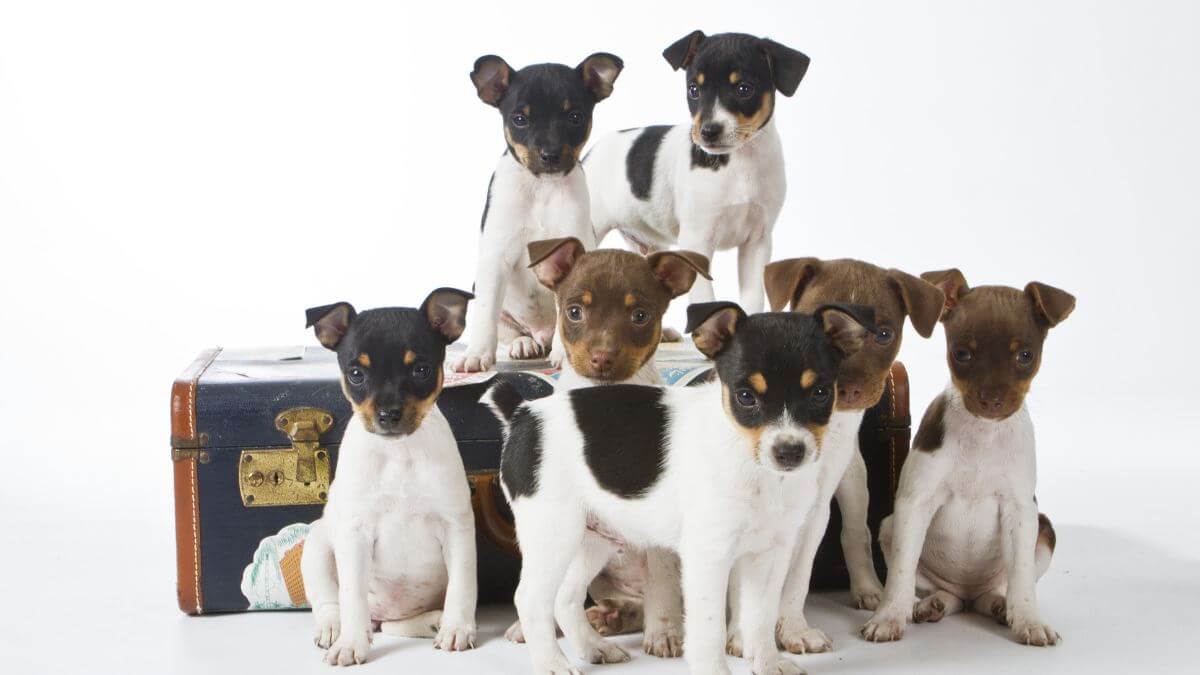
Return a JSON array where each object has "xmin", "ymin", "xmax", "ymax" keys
[
  {"xmin": 504, "ymin": 127, "xmax": 530, "ymax": 166},
  {"xmin": 723, "ymin": 387, "xmax": 763, "ymax": 462},
  {"xmin": 733, "ymin": 91, "xmax": 774, "ymax": 140},
  {"xmin": 401, "ymin": 369, "xmax": 443, "ymax": 431},
  {"xmin": 800, "ymin": 369, "xmax": 817, "ymax": 388},
  {"xmin": 403, "ymin": 350, "xmax": 416, "ymax": 365},
  {"xmin": 748, "ymin": 373, "xmax": 767, "ymax": 394},
  {"xmin": 357, "ymin": 353, "xmax": 371, "ymax": 368},
  {"xmin": 913, "ymin": 392, "xmax": 948, "ymax": 452}
]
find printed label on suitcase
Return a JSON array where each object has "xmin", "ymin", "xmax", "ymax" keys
[{"xmin": 241, "ymin": 523, "xmax": 311, "ymax": 609}]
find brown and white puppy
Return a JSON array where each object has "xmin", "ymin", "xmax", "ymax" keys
[
  {"xmin": 735, "ymin": 257, "xmax": 943, "ymax": 655},
  {"xmin": 505, "ymin": 237, "xmax": 710, "ymax": 658},
  {"xmin": 861, "ymin": 269, "xmax": 1074, "ymax": 646}
]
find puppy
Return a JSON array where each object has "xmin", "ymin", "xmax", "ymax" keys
[
  {"xmin": 585, "ymin": 31, "xmax": 810, "ymax": 312},
  {"xmin": 300, "ymin": 289, "xmax": 479, "ymax": 665},
  {"xmin": 717, "ymin": 258, "xmax": 942, "ymax": 655},
  {"xmin": 504, "ymin": 237, "xmax": 708, "ymax": 656},
  {"xmin": 860, "ymin": 270, "xmax": 1074, "ymax": 646},
  {"xmin": 451, "ymin": 52, "xmax": 623, "ymax": 373},
  {"xmin": 485, "ymin": 302, "xmax": 874, "ymax": 675}
]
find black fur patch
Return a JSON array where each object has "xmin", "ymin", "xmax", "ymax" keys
[
  {"xmin": 690, "ymin": 144, "xmax": 730, "ymax": 171},
  {"xmin": 626, "ymin": 125, "xmax": 671, "ymax": 199},
  {"xmin": 485, "ymin": 376, "xmax": 525, "ymax": 424},
  {"xmin": 913, "ymin": 392, "xmax": 948, "ymax": 452},
  {"xmin": 500, "ymin": 406, "xmax": 543, "ymax": 498},
  {"xmin": 480, "ymin": 171, "xmax": 495, "ymax": 231},
  {"xmin": 570, "ymin": 385, "xmax": 669, "ymax": 498}
]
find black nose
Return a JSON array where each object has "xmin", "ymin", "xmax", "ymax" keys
[
  {"xmin": 773, "ymin": 441, "xmax": 807, "ymax": 469},
  {"xmin": 978, "ymin": 393, "xmax": 1005, "ymax": 414},
  {"xmin": 700, "ymin": 122, "xmax": 723, "ymax": 142},
  {"xmin": 377, "ymin": 408, "xmax": 402, "ymax": 428},
  {"xmin": 538, "ymin": 149, "xmax": 561, "ymax": 165}
]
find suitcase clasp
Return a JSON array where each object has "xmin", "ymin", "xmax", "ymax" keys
[{"xmin": 238, "ymin": 407, "xmax": 334, "ymax": 507}]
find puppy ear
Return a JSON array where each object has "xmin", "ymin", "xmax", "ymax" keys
[
  {"xmin": 420, "ymin": 287, "xmax": 473, "ymax": 344},
  {"xmin": 763, "ymin": 257, "xmax": 820, "ymax": 312},
  {"xmin": 920, "ymin": 268, "xmax": 970, "ymax": 317},
  {"xmin": 527, "ymin": 237, "xmax": 586, "ymax": 290},
  {"xmin": 888, "ymin": 269, "xmax": 945, "ymax": 338},
  {"xmin": 577, "ymin": 52, "xmax": 624, "ymax": 101},
  {"xmin": 685, "ymin": 301, "xmax": 745, "ymax": 359},
  {"xmin": 1024, "ymin": 282, "xmax": 1075, "ymax": 328},
  {"xmin": 647, "ymin": 250, "xmax": 711, "ymax": 298},
  {"xmin": 760, "ymin": 38, "xmax": 810, "ymax": 96},
  {"xmin": 663, "ymin": 30, "xmax": 706, "ymax": 71},
  {"xmin": 305, "ymin": 302, "xmax": 356, "ymax": 351},
  {"xmin": 471, "ymin": 55, "xmax": 513, "ymax": 107},
  {"xmin": 818, "ymin": 304, "xmax": 876, "ymax": 358}
]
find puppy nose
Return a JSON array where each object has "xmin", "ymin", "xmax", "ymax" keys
[
  {"xmin": 773, "ymin": 441, "xmax": 807, "ymax": 469},
  {"xmin": 838, "ymin": 385, "xmax": 862, "ymax": 406},
  {"xmin": 538, "ymin": 149, "xmax": 561, "ymax": 165},
  {"xmin": 590, "ymin": 350, "xmax": 614, "ymax": 371},
  {"xmin": 376, "ymin": 408, "xmax": 402, "ymax": 428},
  {"xmin": 978, "ymin": 393, "xmax": 1005, "ymax": 413},
  {"xmin": 700, "ymin": 122, "xmax": 723, "ymax": 142}
]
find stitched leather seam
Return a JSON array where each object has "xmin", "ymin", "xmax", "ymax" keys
[{"xmin": 187, "ymin": 348, "xmax": 221, "ymax": 614}]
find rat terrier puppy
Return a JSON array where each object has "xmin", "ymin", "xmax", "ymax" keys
[
  {"xmin": 300, "ymin": 289, "xmax": 479, "ymax": 665},
  {"xmin": 451, "ymin": 52, "xmax": 623, "ymax": 373},
  {"xmin": 502, "ymin": 237, "xmax": 708, "ymax": 657},
  {"xmin": 585, "ymin": 31, "xmax": 809, "ymax": 312},
  {"xmin": 860, "ymin": 270, "xmax": 1074, "ymax": 646},
  {"xmin": 485, "ymin": 302, "xmax": 874, "ymax": 675},
  {"xmin": 718, "ymin": 258, "xmax": 943, "ymax": 656}
]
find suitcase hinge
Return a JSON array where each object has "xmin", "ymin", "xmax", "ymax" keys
[{"xmin": 238, "ymin": 407, "xmax": 334, "ymax": 507}]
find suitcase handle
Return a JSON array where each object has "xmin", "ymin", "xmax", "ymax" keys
[{"xmin": 470, "ymin": 473, "xmax": 519, "ymax": 556}]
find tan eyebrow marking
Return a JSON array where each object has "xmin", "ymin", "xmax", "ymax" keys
[
  {"xmin": 748, "ymin": 373, "xmax": 767, "ymax": 394},
  {"xmin": 563, "ymin": 98, "xmax": 571, "ymax": 111},
  {"xmin": 403, "ymin": 350, "xmax": 416, "ymax": 365},
  {"xmin": 625, "ymin": 293, "xmax": 637, "ymax": 307},
  {"xmin": 801, "ymin": 369, "xmax": 817, "ymax": 388},
  {"xmin": 581, "ymin": 291, "xmax": 593, "ymax": 306},
  {"xmin": 357, "ymin": 353, "xmax": 371, "ymax": 368},
  {"xmin": 729, "ymin": 71, "xmax": 741, "ymax": 84},
  {"xmin": 696, "ymin": 72, "xmax": 705, "ymax": 85}
]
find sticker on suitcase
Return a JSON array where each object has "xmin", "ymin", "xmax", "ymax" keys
[{"xmin": 241, "ymin": 523, "xmax": 311, "ymax": 609}]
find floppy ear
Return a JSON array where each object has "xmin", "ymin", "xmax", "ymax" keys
[
  {"xmin": 763, "ymin": 257, "xmax": 820, "ymax": 312},
  {"xmin": 647, "ymin": 250, "xmax": 711, "ymax": 298},
  {"xmin": 305, "ymin": 302, "xmax": 356, "ymax": 351},
  {"xmin": 527, "ymin": 237, "xmax": 586, "ymax": 290},
  {"xmin": 420, "ymin": 288, "xmax": 473, "ymax": 344},
  {"xmin": 685, "ymin": 301, "xmax": 745, "ymax": 359},
  {"xmin": 760, "ymin": 38, "xmax": 810, "ymax": 96},
  {"xmin": 1025, "ymin": 282, "xmax": 1075, "ymax": 327},
  {"xmin": 471, "ymin": 55, "xmax": 513, "ymax": 107},
  {"xmin": 818, "ymin": 303, "xmax": 876, "ymax": 358},
  {"xmin": 920, "ymin": 268, "xmax": 970, "ymax": 317},
  {"xmin": 663, "ymin": 30, "xmax": 706, "ymax": 70},
  {"xmin": 577, "ymin": 52, "xmax": 624, "ymax": 101},
  {"xmin": 888, "ymin": 269, "xmax": 945, "ymax": 338}
]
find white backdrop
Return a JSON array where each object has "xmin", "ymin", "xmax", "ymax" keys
[{"xmin": 1, "ymin": 2, "xmax": 1198, "ymax": 673}]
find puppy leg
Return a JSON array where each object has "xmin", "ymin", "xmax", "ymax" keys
[
  {"xmin": 556, "ymin": 535, "xmax": 630, "ymax": 664},
  {"xmin": 325, "ymin": 523, "xmax": 374, "ymax": 666},
  {"xmin": 452, "ymin": 251, "xmax": 506, "ymax": 372},
  {"xmin": 677, "ymin": 230, "xmax": 716, "ymax": 305},
  {"xmin": 300, "ymin": 520, "xmax": 341, "ymax": 649},
  {"xmin": 774, "ymin": 501, "xmax": 834, "ymax": 655},
  {"xmin": 736, "ymin": 235, "xmax": 771, "ymax": 314},
  {"xmin": 837, "ymin": 449, "xmax": 885, "ymax": 610},
  {"xmin": 1000, "ymin": 499, "xmax": 1060, "ymax": 646},
  {"xmin": 380, "ymin": 610, "xmax": 442, "ymax": 638},
  {"xmin": 860, "ymin": 492, "xmax": 939, "ymax": 642},
  {"xmin": 642, "ymin": 548, "xmax": 684, "ymax": 658},
  {"xmin": 512, "ymin": 501, "xmax": 587, "ymax": 674},
  {"xmin": 679, "ymin": 533, "xmax": 736, "ymax": 675},
  {"xmin": 736, "ymin": 548, "xmax": 804, "ymax": 675},
  {"xmin": 436, "ymin": 511, "xmax": 478, "ymax": 651},
  {"xmin": 913, "ymin": 591, "xmax": 962, "ymax": 624}
]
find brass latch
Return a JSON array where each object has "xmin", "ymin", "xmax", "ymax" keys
[{"xmin": 239, "ymin": 407, "xmax": 333, "ymax": 507}]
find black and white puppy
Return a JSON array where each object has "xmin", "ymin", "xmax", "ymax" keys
[
  {"xmin": 300, "ymin": 289, "xmax": 479, "ymax": 666},
  {"xmin": 485, "ymin": 303, "xmax": 874, "ymax": 675},
  {"xmin": 452, "ymin": 52, "xmax": 623, "ymax": 372},
  {"xmin": 585, "ymin": 31, "xmax": 810, "ymax": 312}
]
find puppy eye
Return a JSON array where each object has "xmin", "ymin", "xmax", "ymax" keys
[
  {"xmin": 567, "ymin": 110, "xmax": 583, "ymax": 126},
  {"xmin": 413, "ymin": 364, "xmax": 432, "ymax": 380},
  {"xmin": 953, "ymin": 347, "xmax": 973, "ymax": 363},
  {"xmin": 511, "ymin": 113, "xmax": 529, "ymax": 128},
  {"xmin": 347, "ymin": 366, "xmax": 367, "ymax": 386},
  {"xmin": 735, "ymin": 82, "xmax": 755, "ymax": 98},
  {"xmin": 631, "ymin": 308, "xmax": 650, "ymax": 325},
  {"xmin": 566, "ymin": 305, "xmax": 585, "ymax": 322},
  {"xmin": 1016, "ymin": 349, "xmax": 1036, "ymax": 366},
  {"xmin": 874, "ymin": 327, "xmax": 895, "ymax": 346},
  {"xmin": 687, "ymin": 83, "xmax": 700, "ymax": 99},
  {"xmin": 734, "ymin": 388, "xmax": 758, "ymax": 408},
  {"xmin": 811, "ymin": 385, "xmax": 831, "ymax": 404}
]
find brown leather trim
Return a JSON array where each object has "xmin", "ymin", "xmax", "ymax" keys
[
  {"xmin": 470, "ymin": 472, "xmax": 519, "ymax": 556},
  {"xmin": 886, "ymin": 361, "xmax": 911, "ymax": 493},
  {"xmin": 171, "ymin": 348, "xmax": 221, "ymax": 615}
]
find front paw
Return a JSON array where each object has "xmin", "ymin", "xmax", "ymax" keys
[
  {"xmin": 851, "ymin": 581, "xmax": 884, "ymax": 611},
  {"xmin": 583, "ymin": 639, "xmax": 630, "ymax": 664},
  {"xmin": 643, "ymin": 622, "xmax": 683, "ymax": 658},
  {"xmin": 532, "ymin": 656, "xmax": 584, "ymax": 675},
  {"xmin": 509, "ymin": 336, "xmax": 546, "ymax": 360},
  {"xmin": 752, "ymin": 655, "xmax": 806, "ymax": 675},
  {"xmin": 913, "ymin": 595, "xmax": 947, "ymax": 624},
  {"xmin": 450, "ymin": 349, "xmax": 495, "ymax": 373},
  {"xmin": 504, "ymin": 619, "xmax": 525, "ymax": 643},
  {"xmin": 434, "ymin": 620, "xmax": 477, "ymax": 651},
  {"xmin": 1009, "ymin": 614, "xmax": 1061, "ymax": 647},
  {"xmin": 313, "ymin": 608, "xmax": 340, "ymax": 649},
  {"xmin": 775, "ymin": 616, "xmax": 832, "ymax": 654},
  {"xmin": 725, "ymin": 626, "xmax": 744, "ymax": 657},
  {"xmin": 324, "ymin": 628, "xmax": 372, "ymax": 666},
  {"xmin": 585, "ymin": 598, "xmax": 642, "ymax": 636},
  {"xmin": 860, "ymin": 606, "xmax": 908, "ymax": 642}
]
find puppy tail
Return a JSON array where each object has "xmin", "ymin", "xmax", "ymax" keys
[{"xmin": 481, "ymin": 376, "xmax": 525, "ymax": 433}]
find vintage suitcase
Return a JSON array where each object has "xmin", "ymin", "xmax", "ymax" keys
[{"xmin": 170, "ymin": 344, "xmax": 908, "ymax": 614}]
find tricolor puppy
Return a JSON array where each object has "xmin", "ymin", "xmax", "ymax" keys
[
  {"xmin": 485, "ymin": 302, "xmax": 874, "ymax": 675},
  {"xmin": 504, "ymin": 237, "xmax": 709, "ymax": 656},
  {"xmin": 452, "ymin": 52, "xmax": 623, "ymax": 373},
  {"xmin": 715, "ymin": 258, "xmax": 942, "ymax": 655},
  {"xmin": 860, "ymin": 270, "xmax": 1074, "ymax": 646},
  {"xmin": 585, "ymin": 31, "xmax": 809, "ymax": 312},
  {"xmin": 300, "ymin": 289, "xmax": 479, "ymax": 665}
]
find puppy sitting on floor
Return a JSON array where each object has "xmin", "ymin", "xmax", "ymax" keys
[
  {"xmin": 860, "ymin": 270, "xmax": 1074, "ymax": 646},
  {"xmin": 300, "ymin": 289, "xmax": 479, "ymax": 665},
  {"xmin": 451, "ymin": 51, "xmax": 623, "ymax": 373},
  {"xmin": 485, "ymin": 301, "xmax": 874, "ymax": 675},
  {"xmin": 503, "ymin": 237, "xmax": 709, "ymax": 657}
]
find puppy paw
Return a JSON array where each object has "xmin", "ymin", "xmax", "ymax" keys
[
  {"xmin": 860, "ymin": 606, "xmax": 908, "ymax": 642},
  {"xmin": 1009, "ymin": 614, "xmax": 1061, "ymax": 647},
  {"xmin": 583, "ymin": 639, "xmax": 630, "ymax": 664},
  {"xmin": 643, "ymin": 623, "xmax": 683, "ymax": 658},
  {"xmin": 504, "ymin": 619, "xmax": 525, "ymax": 643},
  {"xmin": 434, "ymin": 620, "xmax": 477, "ymax": 651},
  {"xmin": 851, "ymin": 581, "xmax": 884, "ymax": 611},
  {"xmin": 725, "ymin": 626, "xmax": 744, "ymax": 657},
  {"xmin": 983, "ymin": 595, "xmax": 1007, "ymax": 624},
  {"xmin": 660, "ymin": 327, "xmax": 683, "ymax": 343},
  {"xmin": 547, "ymin": 346, "xmax": 565, "ymax": 369},
  {"xmin": 313, "ymin": 608, "xmax": 340, "ymax": 649},
  {"xmin": 532, "ymin": 656, "xmax": 584, "ymax": 675},
  {"xmin": 324, "ymin": 628, "xmax": 371, "ymax": 666},
  {"xmin": 775, "ymin": 616, "xmax": 832, "ymax": 654},
  {"xmin": 752, "ymin": 655, "xmax": 806, "ymax": 675},
  {"xmin": 450, "ymin": 350, "xmax": 495, "ymax": 373},
  {"xmin": 509, "ymin": 336, "xmax": 545, "ymax": 360},
  {"xmin": 913, "ymin": 595, "xmax": 948, "ymax": 624},
  {"xmin": 585, "ymin": 598, "xmax": 642, "ymax": 636}
]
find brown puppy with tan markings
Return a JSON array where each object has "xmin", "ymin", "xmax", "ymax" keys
[{"xmin": 505, "ymin": 237, "xmax": 710, "ymax": 658}]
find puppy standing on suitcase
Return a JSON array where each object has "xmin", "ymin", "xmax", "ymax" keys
[
  {"xmin": 300, "ymin": 289, "xmax": 479, "ymax": 665},
  {"xmin": 585, "ymin": 31, "xmax": 810, "ymax": 313},
  {"xmin": 451, "ymin": 51, "xmax": 623, "ymax": 372},
  {"xmin": 861, "ymin": 270, "xmax": 1074, "ymax": 646}
]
